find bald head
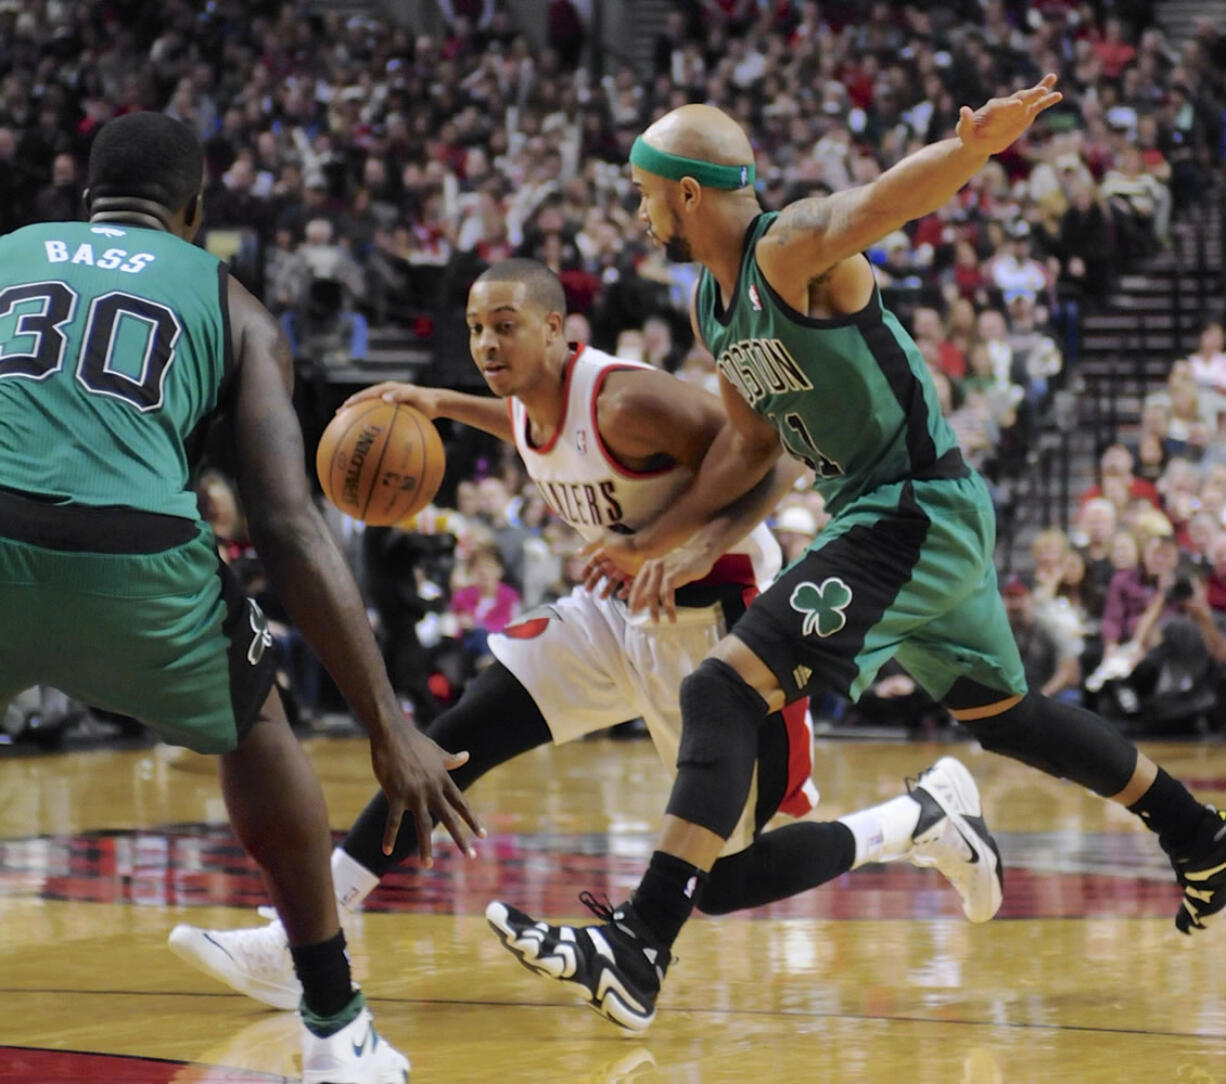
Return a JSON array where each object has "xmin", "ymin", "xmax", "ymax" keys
[
  {"xmin": 630, "ymin": 104, "xmax": 760, "ymax": 265},
  {"xmin": 641, "ymin": 105, "xmax": 754, "ymax": 171}
]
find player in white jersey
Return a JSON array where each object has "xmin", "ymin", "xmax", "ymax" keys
[
  {"xmin": 168, "ymin": 259, "xmax": 1001, "ymax": 1011},
  {"xmin": 501, "ymin": 336, "xmax": 817, "ymax": 830}
]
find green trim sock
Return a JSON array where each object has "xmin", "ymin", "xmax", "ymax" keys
[
  {"xmin": 291, "ymin": 929, "xmax": 354, "ymax": 1023},
  {"xmin": 300, "ymin": 989, "xmax": 366, "ymax": 1039},
  {"xmin": 1127, "ymin": 768, "xmax": 1208, "ymax": 852}
]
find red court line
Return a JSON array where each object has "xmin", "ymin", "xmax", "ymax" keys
[{"xmin": 0, "ymin": 1046, "xmax": 289, "ymax": 1083}]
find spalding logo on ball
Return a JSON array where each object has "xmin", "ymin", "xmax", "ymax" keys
[{"xmin": 316, "ymin": 400, "xmax": 446, "ymax": 525}]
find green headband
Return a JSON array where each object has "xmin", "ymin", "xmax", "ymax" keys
[{"xmin": 629, "ymin": 136, "xmax": 755, "ymax": 190}]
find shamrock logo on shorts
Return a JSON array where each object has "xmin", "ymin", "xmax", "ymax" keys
[{"xmin": 789, "ymin": 577, "xmax": 853, "ymax": 638}]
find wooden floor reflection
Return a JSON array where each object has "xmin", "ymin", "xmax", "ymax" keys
[{"xmin": 1, "ymin": 735, "xmax": 1224, "ymax": 1083}]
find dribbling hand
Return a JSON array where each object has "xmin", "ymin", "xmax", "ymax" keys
[{"xmin": 341, "ymin": 381, "xmax": 442, "ymax": 420}]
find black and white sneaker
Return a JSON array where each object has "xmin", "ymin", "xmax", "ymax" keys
[
  {"xmin": 485, "ymin": 892, "xmax": 670, "ymax": 1032},
  {"xmin": 1169, "ymin": 805, "xmax": 1226, "ymax": 935},
  {"xmin": 906, "ymin": 756, "xmax": 1004, "ymax": 923}
]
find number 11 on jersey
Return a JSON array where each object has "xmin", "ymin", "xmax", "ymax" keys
[{"xmin": 783, "ymin": 412, "xmax": 842, "ymax": 478}]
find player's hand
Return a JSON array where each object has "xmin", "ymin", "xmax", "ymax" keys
[
  {"xmin": 956, "ymin": 74, "xmax": 1063, "ymax": 157},
  {"xmin": 580, "ymin": 532, "xmax": 646, "ymax": 597},
  {"xmin": 341, "ymin": 381, "xmax": 442, "ymax": 420},
  {"xmin": 369, "ymin": 724, "xmax": 484, "ymax": 865},
  {"xmin": 626, "ymin": 541, "xmax": 719, "ymax": 623},
  {"xmin": 581, "ymin": 554, "xmax": 633, "ymax": 600}
]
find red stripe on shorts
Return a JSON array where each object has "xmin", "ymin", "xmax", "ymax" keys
[
  {"xmin": 736, "ymin": 579, "xmax": 816, "ymax": 819},
  {"xmin": 777, "ymin": 697, "xmax": 815, "ymax": 817}
]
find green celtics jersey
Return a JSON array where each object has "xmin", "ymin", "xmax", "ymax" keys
[
  {"xmin": 0, "ymin": 221, "xmax": 230, "ymax": 521},
  {"xmin": 695, "ymin": 212, "xmax": 960, "ymax": 516}
]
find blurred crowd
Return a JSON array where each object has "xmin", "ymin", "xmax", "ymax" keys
[
  {"xmin": 981, "ymin": 318, "xmax": 1226, "ymax": 738},
  {"xmin": 3, "ymin": 0, "xmax": 1226, "ymax": 743}
]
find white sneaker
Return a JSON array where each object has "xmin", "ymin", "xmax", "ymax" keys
[
  {"xmin": 168, "ymin": 917, "xmax": 301, "ymax": 1010},
  {"xmin": 301, "ymin": 1005, "xmax": 409, "ymax": 1083},
  {"xmin": 906, "ymin": 756, "xmax": 1003, "ymax": 923}
]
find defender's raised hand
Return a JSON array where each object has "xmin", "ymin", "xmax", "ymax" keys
[{"xmin": 956, "ymin": 74, "xmax": 1063, "ymax": 157}]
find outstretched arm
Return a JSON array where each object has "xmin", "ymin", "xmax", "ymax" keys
[
  {"xmin": 756, "ymin": 75, "xmax": 1062, "ymax": 285},
  {"xmin": 227, "ymin": 279, "xmax": 482, "ymax": 862}
]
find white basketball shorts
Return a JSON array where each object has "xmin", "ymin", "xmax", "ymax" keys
[{"xmin": 489, "ymin": 585, "xmax": 816, "ymax": 854}]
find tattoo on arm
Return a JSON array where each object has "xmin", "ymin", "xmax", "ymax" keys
[
  {"xmin": 772, "ymin": 197, "xmax": 837, "ymax": 245},
  {"xmin": 770, "ymin": 197, "xmax": 847, "ymax": 289}
]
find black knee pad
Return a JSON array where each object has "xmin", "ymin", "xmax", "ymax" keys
[
  {"xmin": 665, "ymin": 657, "xmax": 769, "ymax": 839},
  {"xmin": 961, "ymin": 691, "xmax": 1137, "ymax": 797}
]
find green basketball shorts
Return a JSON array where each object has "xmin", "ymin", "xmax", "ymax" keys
[
  {"xmin": 733, "ymin": 464, "xmax": 1028, "ymax": 709},
  {"xmin": 0, "ymin": 489, "xmax": 277, "ymax": 754}
]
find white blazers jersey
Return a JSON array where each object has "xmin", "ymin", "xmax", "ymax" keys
[
  {"xmin": 508, "ymin": 345, "xmax": 781, "ymax": 591},
  {"xmin": 495, "ymin": 345, "xmax": 815, "ymax": 844}
]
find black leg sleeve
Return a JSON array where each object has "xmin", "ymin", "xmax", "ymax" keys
[
  {"xmin": 696, "ymin": 821, "xmax": 857, "ymax": 915},
  {"xmin": 960, "ymin": 690, "xmax": 1138, "ymax": 797},
  {"xmin": 342, "ymin": 660, "xmax": 551, "ymax": 875}
]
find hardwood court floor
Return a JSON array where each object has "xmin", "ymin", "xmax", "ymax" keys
[{"xmin": 1, "ymin": 734, "xmax": 1224, "ymax": 1083}]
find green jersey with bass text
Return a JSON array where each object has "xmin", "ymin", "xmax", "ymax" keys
[
  {"xmin": 0, "ymin": 221, "xmax": 230, "ymax": 522},
  {"xmin": 695, "ymin": 212, "xmax": 959, "ymax": 516}
]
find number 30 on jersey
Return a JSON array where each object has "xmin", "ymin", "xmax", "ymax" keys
[{"xmin": 0, "ymin": 282, "xmax": 181, "ymax": 412}]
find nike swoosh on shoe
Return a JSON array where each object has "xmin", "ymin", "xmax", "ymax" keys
[{"xmin": 203, "ymin": 933, "xmax": 236, "ymax": 962}]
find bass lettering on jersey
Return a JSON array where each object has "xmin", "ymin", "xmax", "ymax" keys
[
  {"xmin": 538, "ymin": 479, "xmax": 624, "ymax": 528},
  {"xmin": 44, "ymin": 240, "xmax": 155, "ymax": 274},
  {"xmin": 715, "ymin": 337, "xmax": 812, "ymax": 407}
]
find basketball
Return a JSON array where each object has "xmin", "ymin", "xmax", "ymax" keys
[{"xmin": 316, "ymin": 400, "xmax": 446, "ymax": 525}]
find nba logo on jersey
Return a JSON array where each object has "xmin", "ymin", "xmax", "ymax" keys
[
  {"xmin": 575, "ymin": 428, "xmax": 587, "ymax": 455},
  {"xmin": 749, "ymin": 285, "xmax": 762, "ymax": 311}
]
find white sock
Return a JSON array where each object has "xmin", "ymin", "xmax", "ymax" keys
[
  {"xmin": 331, "ymin": 847, "xmax": 380, "ymax": 913},
  {"xmin": 839, "ymin": 794, "xmax": 922, "ymax": 868}
]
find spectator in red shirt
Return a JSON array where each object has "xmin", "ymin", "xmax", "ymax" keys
[
  {"xmin": 1079, "ymin": 444, "xmax": 1162, "ymax": 510},
  {"xmin": 951, "ymin": 239, "xmax": 988, "ymax": 303},
  {"xmin": 1092, "ymin": 18, "xmax": 1137, "ymax": 80},
  {"xmin": 912, "ymin": 306, "xmax": 966, "ymax": 380},
  {"xmin": 840, "ymin": 54, "xmax": 878, "ymax": 110},
  {"xmin": 1101, "ymin": 534, "xmax": 1179, "ymax": 652},
  {"xmin": 1136, "ymin": 114, "xmax": 1172, "ymax": 186}
]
